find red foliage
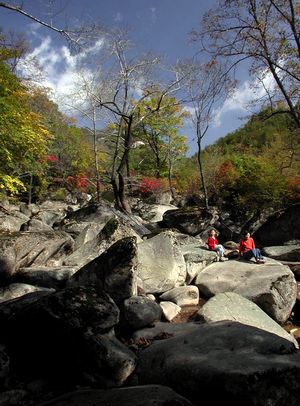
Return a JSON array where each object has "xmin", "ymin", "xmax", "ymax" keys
[
  {"xmin": 46, "ymin": 154, "xmax": 58, "ymax": 162},
  {"xmin": 217, "ymin": 160, "xmax": 234, "ymax": 179},
  {"xmin": 67, "ymin": 174, "xmax": 89, "ymax": 191},
  {"xmin": 139, "ymin": 177, "xmax": 164, "ymax": 196},
  {"xmin": 286, "ymin": 177, "xmax": 300, "ymax": 201}
]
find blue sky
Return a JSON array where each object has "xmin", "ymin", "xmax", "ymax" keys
[{"xmin": 0, "ymin": 1, "xmax": 270, "ymax": 155}]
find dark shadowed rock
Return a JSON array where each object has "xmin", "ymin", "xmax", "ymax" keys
[
  {"xmin": 33, "ymin": 385, "xmax": 194, "ymax": 406},
  {"xmin": 68, "ymin": 237, "xmax": 138, "ymax": 304},
  {"xmin": 162, "ymin": 207, "xmax": 214, "ymax": 236},
  {"xmin": 0, "ymin": 343, "xmax": 9, "ymax": 379},
  {"xmin": 254, "ymin": 204, "xmax": 300, "ymax": 245},
  {"xmin": 0, "ymin": 283, "xmax": 54, "ymax": 303},
  {"xmin": 0, "ymin": 286, "xmax": 120, "ymax": 385},
  {"xmin": 11, "ymin": 266, "xmax": 77, "ymax": 289},
  {"xmin": 121, "ymin": 296, "xmax": 162, "ymax": 330},
  {"xmin": 136, "ymin": 320, "xmax": 300, "ymax": 406}
]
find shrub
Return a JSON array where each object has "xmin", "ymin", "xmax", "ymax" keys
[{"xmin": 138, "ymin": 177, "xmax": 165, "ymax": 197}]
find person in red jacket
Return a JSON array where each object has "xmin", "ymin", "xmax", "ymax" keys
[
  {"xmin": 207, "ymin": 229, "xmax": 228, "ymax": 262},
  {"xmin": 239, "ymin": 231, "xmax": 265, "ymax": 264}
]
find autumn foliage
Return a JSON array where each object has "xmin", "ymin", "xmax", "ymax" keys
[{"xmin": 138, "ymin": 176, "xmax": 165, "ymax": 196}]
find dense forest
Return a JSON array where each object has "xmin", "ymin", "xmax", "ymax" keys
[{"xmin": 0, "ymin": 0, "xmax": 300, "ymax": 221}]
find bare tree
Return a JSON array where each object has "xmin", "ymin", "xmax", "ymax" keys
[
  {"xmin": 193, "ymin": 0, "xmax": 300, "ymax": 128},
  {"xmin": 84, "ymin": 29, "xmax": 185, "ymax": 213},
  {"xmin": 0, "ymin": 1, "xmax": 100, "ymax": 49},
  {"xmin": 179, "ymin": 59, "xmax": 230, "ymax": 208}
]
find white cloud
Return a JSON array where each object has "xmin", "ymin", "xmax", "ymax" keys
[
  {"xmin": 213, "ymin": 71, "xmax": 275, "ymax": 128},
  {"xmin": 18, "ymin": 35, "xmax": 104, "ymax": 112}
]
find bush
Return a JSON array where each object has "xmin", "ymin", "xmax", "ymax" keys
[{"xmin": 138, "ymin": 177, "xmax": 165, "ymax": 197}]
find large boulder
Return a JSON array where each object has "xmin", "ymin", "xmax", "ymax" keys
[
  {"xmin": 33, "ymin": 385, "xmax": 194, "ymax": 406},
  {"xmin": 254, "ymin": 204, "xmax": 300, "ymax": 245},
  {"xmin": 0, "ymin": 283, "xmax": 54, "ymax": 303},
  {"xmin": 68, "ymin": 237, "xmax": 138, "ymax": 305},
  {"xmin": 194, "ymin": 258, "xmax": 297, "ymax": 324},
  {"xmin": 121, "ymin": 296, "xmax": 162, "ymax": 330},
  {"xmin": 137, "ymin": 231, "xmax": 186, "ymax": 294},
  {"xmin": 162, "ymin": 207, "xmax": 216, "ymax": 236},
  {"xmin": 62, "ymin": 217, "xmax": 142, "ymax": 269},
  {"xmin": 0, "ymin": 210, "xmax": 29, "ymax": 232},
  {"xmin": 136, "ymin": 320, "xmax": 300, "ymax": 406},
  {"xmin": 181, "ymin": 244, "xmax": 216, "ymax": 284},
  {"xmin": 0, "ymin": 231, "xmax": 74, "ymax": 283},
  {"xmin": 197, "ymin": 291, "xmax": 298, "ymax": 347},
  {"xmin": 11, "ymin": 266, "xmax": 77, "ymax": 289},
  {"xmin": 0, "ymin": 286, "xmax": 136, "ymax": 388},
  {"xmin": 262, "ymin": 245, "xmax": 300, "ymax": 262}
]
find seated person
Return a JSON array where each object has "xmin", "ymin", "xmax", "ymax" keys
[
  {"xmin": 207, "ymin": 229, "xmax": 228, "ymax": 262},
  {"xmin": 239, "ymin": 232, "xmax": 265, "ymax": 264}
]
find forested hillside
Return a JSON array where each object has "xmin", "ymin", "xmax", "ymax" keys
[
  {"xmin": 1, "ymin": 0, "xmax": 300, "ymax": 221},
  {"xmin": 195, "ymin": 108, "xmax": 300, "ymax": 217},
  {"xmin": 1, "ymin": 36, "xmax": 299, "ymax": 219}
]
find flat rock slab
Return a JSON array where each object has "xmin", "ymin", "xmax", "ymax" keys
[{"xmin": 197, "ymin": 291, "xmax": 298, "ymax": 347}]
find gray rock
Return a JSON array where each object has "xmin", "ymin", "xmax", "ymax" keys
[
  {"xmin": 262, "ymin": 245, "xmax": 300, "ymax": 262},
  {"xmin": 0, "ymin": 231, "xmax": 74, "ymax": 281},
  {"xmin": 68, "ymin": 237, "xmax": 138, "ymax": 305},
  {"xmin": 0, "ymin": 283, "xmax": 54, "ymax": 303},
  {"xmin": 159, "ymin": 286, "xmax": 199, "ymax": 307},
  {"xmin": 136, "ymin": 320, "xmax": 300, "ymax": 405},
  {"xmin": 131, "ymin": 321, "xmax": 202, "ymax": 341},
  {"xmin": 195, "ymin": 259, "xmax": 297, "ymax": 324},
  {"xmin": 122, "ymin": 296, "xmax": 162, "ymax": 330},
  {"xmin": 63, "ymin": 218, "xmax": 142, "ymax": 269},
  {"xmin": 162, "ymin": 207, "xmax": 214, "ymax": 235},
  {"xmin": 12, "ymin": 266, "xmax": 77, "ymax": 289},
  {"xmin": 197, "ymin": 292, "xmax": 298, "ymax": 347},
  {"xmin": 137, "ymin": 231, "xmax": 186, "ymax": 294}
]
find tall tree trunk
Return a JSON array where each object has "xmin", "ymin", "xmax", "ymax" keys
[
  {"xmin": 111, "ymin": 121, "xmax": 123, "ymax": 210},
  {"xmin": 92, "ymin": 108, "xmax": 101, "ymax": 202},
  {"xmin": 28, "ymin": 174, "xmax": 33, "ymax": 204},
  {"xmin": 197, "ymin": 137, "xmax": 209, "ymax": 209},
  {"xmin": 168, "ymin": 162, "xmax": 176, "ymax": 201},
  {"xmin": 116, "ymin": 116, "xmax": 133, "ymax": 213}
]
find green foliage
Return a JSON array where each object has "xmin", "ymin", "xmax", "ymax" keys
[
  {"xmin": 28, "ymin": 89, "xmax": 95, "ymax": 195},
  {"xmin": 131, "ymin": 93, "xmax": 188, "ymax": 178},
  {"xmin": 222, "ymin": 155, "xmax": 286, "ymax": 213},
  {"xmin": 0, "ymin": 47, "xmax": 50, "ymax": 195},
  {"xmin": 200, "ymin": 106, "xmax": 300, "ymax": 216},
  {"xmin": 50, "ymin": 187, "xmax": 67, "ymax": 201},
  {"xmin": 173, "ymin": 156, "xmax": 201, "ymax": 195}
]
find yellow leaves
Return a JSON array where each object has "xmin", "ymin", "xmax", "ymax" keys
[{"xmin": 0, "ymin": 175, "xmax": 26, "ymax": 195}]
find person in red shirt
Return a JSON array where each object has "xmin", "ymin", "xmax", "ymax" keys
[
  {"xmin": 239, "ymin": 232, "xmax": 265, "ymax": 264},
  {"xmin": 207, "ymin": 229, "xmax": 228, "ymax": 262}
]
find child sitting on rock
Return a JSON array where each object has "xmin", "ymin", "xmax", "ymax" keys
[
  {"xmin": 239, "ymin": 231, "xmax": 265, "ymax": 264},
  {"xmin": 207, "ymin": 229, "xmax": 228, "ymax": 262}
]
